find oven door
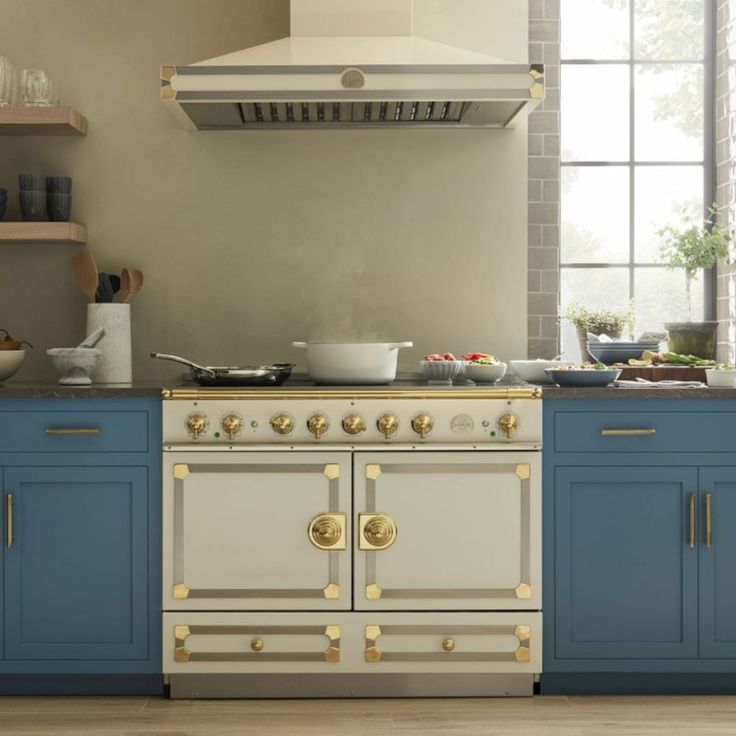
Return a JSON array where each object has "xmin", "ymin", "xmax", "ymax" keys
[
  {"xmin": 163, "ymin": 452, "xmax": 352, "ymax": 610},
  {"xmin": 353, "ymin": 451, "xmax": 541, "ymax": 611}
]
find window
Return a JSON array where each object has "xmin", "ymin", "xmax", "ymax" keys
[{"xmin": 559, "ymin": 0, "xmax": 713, "ymax": 355}]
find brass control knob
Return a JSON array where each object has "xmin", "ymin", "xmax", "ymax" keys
[
  {"xmin": 270, "ymin": 414, "xmax": 294, "ymax": 435},
  {"xmin": 411, "ymin": 413, "xmax": 433, "ymax": 439},
  {"xmin": 250, "ymin": 638, "xmax": 264, "ymax": 652},
  {"xmin": 497, "ymin": 412, "xmax": 519, "ymax": 439},
  {"xmin": 185, "ymin": 413, "xmax": 208, "ymax": 440},
  {"xmin": 221, "ymin": 414, "xmax": 243, "ymax": 441},
  {"xmin": 342, "ymin": 414, "xmax": 366, "ymax": 435},
  {"xmin": 377, "ymin": 413, "xmax": 399, "ymax": 439},
  {"xmin": 442, "ymin": 638, "xmax": 456, "ymax": 652},
  {"xmin": 307, "ymin": 414, "xmax": 329, "ymax": 439}
]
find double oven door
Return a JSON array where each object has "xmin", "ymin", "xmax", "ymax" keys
[{"xmin": 162, "ymin": 450, "xmax": 541, "ymax": 673}]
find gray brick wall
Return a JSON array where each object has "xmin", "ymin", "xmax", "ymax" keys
[
  {"xmin": 528, "ymin": 0, "xmax": 561, "ymax": 359},
  {"xmin": 716, "ymin": 0, "xmax": 736, "ymax": 364}
]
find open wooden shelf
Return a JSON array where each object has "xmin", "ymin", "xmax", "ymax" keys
[
  {"xmin": 0, "ymin": 106, "xmax": 87, "ymax": 135},
  {"xmin": 0, "ymin": 222, "xmax": 87, "ymax": 244}
]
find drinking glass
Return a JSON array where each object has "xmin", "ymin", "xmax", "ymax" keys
[
  {"xmin": 20, "ymin": 68, "xmax": 56, "ymax": 107},
  {"xmin": 0, "ymin": 57, "xmax": 15, "ymax": 107}
]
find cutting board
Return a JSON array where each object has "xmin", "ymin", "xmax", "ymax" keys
[{"xmin": 618, "ymin": 366, "xmax": 708, "ymax": 382}]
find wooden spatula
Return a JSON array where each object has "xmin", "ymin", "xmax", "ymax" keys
[
  {"xmin": 127, "ymin": 269, "xmax": 144, "ymax": 301},
  {"xmin": 72, "ymin": 252, "xmax": 98, "ymax": 303},
  {"xmin": 119, "ymin": 268, "xmax": 131, "ymax": 303}
]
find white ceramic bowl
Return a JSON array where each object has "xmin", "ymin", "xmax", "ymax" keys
[
  {"xmin": 705, "ymin": 368, "xmax": 736, "ymax": 388},
  {"xmin": 420, "ymin": 360, "xmax": 465, "ymax": 384},
  {"xmin": 47, "ymin": 348, "xmax": 101, "ymax": 385},
  {"xmin": 510, "ymin": 359, "xmax": 576, "ymax": 384},
  {"xmin": 464, "ymin": 362, "xmax": 507, "ymax": 384},
  {"xmin": 0, "ymin": 350, "xmax": 26, "ymax": 382}
]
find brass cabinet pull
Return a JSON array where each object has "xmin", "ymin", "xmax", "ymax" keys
[
  {"xmin": 600, "ymin": 428, "xmax": 656, "ymax": 437},
  {"xmin": 705, "ymin": 493, "xmax": 713, "ymax": 549},
  {"xmin": 5, "ymin": 493, "xmax": 12, "ymax": 549},
  {"xmin": 441, "ymin": 638, "xmax": 456, "ymax": 652},
  {"xmin": 45, "ymin": 428, "xmax": 102, "ymax": 436},
  {"xmin": 307, "ymin": 513, "xmax": 347, "ymax": 550},
  {"xmin": 250, "ymin": 638, "xmax": 264, "ymax": 652},
  {"xmin": 359, "ymin": 513, "xmax": 397, "ymax": 550},
  {"xmin": 689, "ymin": 494, "xmax": 697, "ymax": 548}
]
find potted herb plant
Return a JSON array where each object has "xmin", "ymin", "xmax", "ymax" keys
[
  {"xmin": 659, "ymin": 205, "xmax": 733, "ymax": 359},
  {"xmin": 562, "ymin": 304, "xmax": 635, "ymax": 361}
]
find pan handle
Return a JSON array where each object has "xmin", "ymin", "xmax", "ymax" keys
[
  {"xmin": 291, "ymin": 342, "xmax": 307, "ymax": 349},
  {"xmin": 387, "ymin": 342, "xmax": 413, "ymax": 350},
  {"xmin": 150, "ymin": 352, "xmax": 216, "ymax": 377}
]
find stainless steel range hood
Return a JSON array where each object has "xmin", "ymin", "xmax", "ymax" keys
[{"xmin": 161, "ymin": 1, "xmax": 543, "ymax": 130}]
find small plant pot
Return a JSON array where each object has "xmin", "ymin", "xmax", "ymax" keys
[{"xmin": 665, "ymin": 322, "xmax": 718, "ymax": 360}]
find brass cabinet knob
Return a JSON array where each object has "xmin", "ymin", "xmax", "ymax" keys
[
  {"xmin": 250, "ymin": 638, "xmax": 264, "ymax": 652},
  {"xmin": 308, "ymin": 513, "xmax": 346, "ymax": 550},
  {"xmin": 185, "ymin": 413, "xmax": 208, "ymax": 440},
  {"xmin": 270, "ymin": 414, "xmax": 294, "ymax": 435},
  {"xmin": 377, "ymin": 413, "xmax": 399, "ymax": 439},
  {"xmin": 307, "ymin": 414, "xmax": 329, "ymax": 439},
  {"xmin": 411, "ymin": 413, "xmax": 433, "ymax": 439},
  {"xmin": 442, "ymin": 638, "xmax": 456, "ymax": 652},
  {"xmin": 342, "ymin": 414, "xmax": 366, "ymax": 435},
  {"xmin": 221, "ymin": 414, "xmax": 243, "ymax": 440},
  {"xmin": 497, "ymin": 412, "xmax": 519, "ymax": 439},
  {"xmin": 360, "ymin": 513, "xmax": 397, "ymax": 550}
]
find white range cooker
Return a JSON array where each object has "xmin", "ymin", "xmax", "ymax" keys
[{"xmin": 161, "ymin": 380, "xmax": 543, "ymax": 698}]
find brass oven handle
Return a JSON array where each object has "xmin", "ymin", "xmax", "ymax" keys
[
  {"xmin": 5, "ymin": 493, "xmax": 12, "ymax": 549},
  {"xmin": 600, "ymin": 429, "xmax": 656, "ymax": 437},
  {"xmin": 359, "ymin": 513, "xmax": 397, "ymax": 550},
  {"xmin": 689, "ymin": 494, "xmax": 697, "ymax": 549},
  {"xmin": 705, "ymin": 493, "xmax": 713, "ymax": 549},
  {"xmin": 45, "ymin": 428, "xmax": 102, "ymax": 436},
  {"xmin": 307, "ymin": 513, "xmax": 347, "ymax": 550}
]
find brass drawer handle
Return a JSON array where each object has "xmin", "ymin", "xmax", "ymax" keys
[
  {"xmin": 705, "ymin": 493, "xmax": 713, "ymax": 549},
  {"xmin": 441, "ymin": 638, "xmax": 455, "ymax": 652},
  {"xmin": 600, "ymin": 428, "xmax": 656, "ymax": 437},
  {"xmin": 689, "ymin": 494, "xmax": 697, "ymax": 549},
  {"xmin": 45, "ymin": 428, "xmax": 102, "ymax": 436},
  {"xmin": 5, "ymin": 493, "xmax": 12, "ymax": 549},
  {"xmin": 250, "ymin": 638, "xmax": 264, "ymax": 652}
]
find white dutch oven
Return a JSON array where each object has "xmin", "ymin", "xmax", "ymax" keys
[{"xmin": 292, "ymin": 341, "xmax": 413, "ymax": 385}]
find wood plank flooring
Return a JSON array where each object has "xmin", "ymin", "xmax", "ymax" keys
[{"xmin": 1, "ymin": 695, "xmax": 736, "ymax": 735}]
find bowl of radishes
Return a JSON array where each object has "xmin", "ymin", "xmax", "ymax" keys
[{"xmin": 421, "ymin": 353, "xmax": 466, "ymax": 384}]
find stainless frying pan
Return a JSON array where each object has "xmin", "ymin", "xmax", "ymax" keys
[{"xmin": 150, "ymin": 353, "xmax": 294, "ymax": 386}]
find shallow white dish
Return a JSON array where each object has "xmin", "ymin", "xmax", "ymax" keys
[
  {"xmin": 464, "ymin": 362, "xmax": 507, "ymax": 384},
  {"xmin": 0, "ymin": 350, "xmax": 26, "ymax": 382},
  {"xmin": 510, "ymin": 359, "xmax": 575, "ymax": 384},
  {"xmin": 705, "ymin": 368, "xmax": 736, "ymax": 388},
  {"xmin": 47, "ymin": 347, "xmax": 101, "ymax": 385}
]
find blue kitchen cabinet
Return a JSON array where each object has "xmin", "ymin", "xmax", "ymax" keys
[
  {"xmin": 699, "ymin": 468, "xmax": 736, "ymax": 659},
  {"xmin": 543, "ymin": 398, "xmax": 736, "ymax": 690},
  {"xmin": 0, "ymin": 397, "xmax": 161, "ymax": 690}
]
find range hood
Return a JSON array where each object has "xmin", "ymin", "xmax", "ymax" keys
[{"xmin": 161, "ymin": 0, "xmax": 544, "ymax": 130}]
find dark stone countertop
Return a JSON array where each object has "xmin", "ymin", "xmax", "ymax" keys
[
  {"xmin": 541, "ymin": 384, "xmax": 736, "ymax": 399},
  {"xmin": 0, "ymin": 382, "xmax": 164, "ymax": 398}
]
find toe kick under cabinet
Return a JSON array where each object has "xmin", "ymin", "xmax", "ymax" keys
[{"xmin": 162, "ymin": 450, "xmax": 542, "ymax": 695}]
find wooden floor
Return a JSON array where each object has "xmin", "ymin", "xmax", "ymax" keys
[{"xmin": 1, "ymin": 696, "xmax": 736, "ymax": 735}]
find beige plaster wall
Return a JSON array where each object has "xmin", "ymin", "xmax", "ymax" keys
[{"xmin": 0, "ymin": 0, "xmax": 529, "ymax": 382}]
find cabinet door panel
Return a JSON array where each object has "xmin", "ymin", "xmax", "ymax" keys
[
  {"xmin": 163, "ymin": 452, "xmax": 352, "ymax": 610},
  {"xmin": 3, "ymin": 466, "xmax": 150, "ymax": 661},
  {"xmin": 699, "ymin": 468, "xmax": 736, "ymax": 658},
  {"xmin": 554, "ymin": 466, "xmax": 698, "ymax": 660},
  {"xmin": 353, "ymin": 452, "xmax": 541, "ymax": 610}
]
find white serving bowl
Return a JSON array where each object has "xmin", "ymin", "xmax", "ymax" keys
[
  {"xmin": 705, "ymin": 368, "xmax": 736, "ymax": 388},
  {"xmin": 47, "ymin": 348, "xmax": 101, "ymax": 385},
  {"xmin": 465, "ymin": 362, "xmax": 507, "ymax": 384},
  {"xmin": 420, "ymin": 360, "xmax": 465, "ymax": 384},
  {"xmin": 510, "ymin": 359, "xmax": 575, "ymax": 384},
  {"xmin": 0, "ymin": 349, "xmax": 26, "ymax": 382}
]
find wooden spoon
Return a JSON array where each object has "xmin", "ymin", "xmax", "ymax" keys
[
  {"xmin": 72, "ymin": 252, "xmax": 98, "ymax": 303},
  {"xmin": 127, "ymin": 269, "xmax": 144, "ymax": 302},
  {"xmin": 119, "ymin": 268, "xmax": 131, "ymax": 303}
]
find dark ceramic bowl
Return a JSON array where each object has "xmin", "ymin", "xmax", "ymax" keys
[
  {"xmin": 19, "ymin": 174, "xmax": 47, "ymax": 191},
  {"xmin": 47, "ymin": 192, "xmax": 72, "ymax": 221},
  {"xmin": 0, "ymin": 202, "xmax": 6, "ymax": 220},
  {"xmin": 46, "ymin": 176, "xmax": 72, "ymax": 193}
]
